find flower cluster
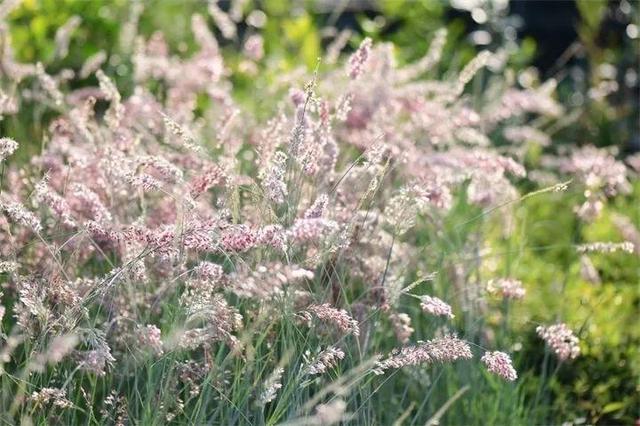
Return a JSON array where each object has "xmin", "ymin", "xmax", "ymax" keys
[
  {"xmin": 420, "ymin": 295, "xmax": 455, "ymax": 319},
  {"xmin": 0, "ymin": 9, "xmax": 613, "ymax": 420},
  {"xmin": 303, "ymin": 304, "xmax": 360, "ymax": 336},
  {"xmin": 536, "ymin": 323, "xmax": 581, "ymax": 361},
  {"xmin": 137, "ymin": 324, "xmax": 164, "ymax": 355},
  {"xmin": 0, "ymin": 137, "xmax": 18, "ymax": 161},
  {"xmin": 561, "ymin": 146, "xmax": 630, "ymax": 221},
  {"xmin": 486, "ymin": 278, "xmax": 526, "ymax": 300},
  {"xmin": 481, "ymin": 351, "xmax": 518, "ymax": 381},
  {"xmin": 576, "ymin": 241, "xmax": 635, "ymax": 254},
  {"xmin": 374, "ymin": 335, "xmax": 472, "ymax": 374},
  {"xmin": 258, "ymin": 367, "xmax": 284, "ymax": 405},
  {"xmin": 30, "ymin": 388, "xmax": 72, "ymax": 410},
  {"xmin": 304, "ymin": 346, "xmax": 346, "ymax": 376}
]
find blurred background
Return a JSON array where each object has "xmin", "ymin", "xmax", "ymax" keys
[
  {"xmin": 4, "ymin": 0, "xmax": 639, "ymax": 154},
  {"xmin": 1, "ymin": 1, "xmax": 639, "ymax": 424}
]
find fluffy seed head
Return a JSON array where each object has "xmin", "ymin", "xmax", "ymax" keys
[
  {"xmin": 420, "ymin": 295, "xmax": 455, "ymax": 319},
  {"xmin": 536, "ymin": 323, "xmax": 581, "ymax": 361},
  {"xmin": 0, "ymin": 137, "xmax": 18, "ymax": 161},
  {"xmin": 481, "ymin": 351, "xmax": 517, "ymax": 381},
  {"xmin": 487, "ymin": 278, "xmax": 526, "ymax": 300}
]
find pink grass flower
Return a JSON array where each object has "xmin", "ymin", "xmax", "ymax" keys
[
  {"xmin": 536, "ymin": 323, "xmax": 580, "ymax": 361},
  {"xmin": 481, "ymin": 351, "xmax": 517, "ymax": 381},
  {"xmin": 420, "ymin": 295, "xmax": 455, "ymax": 319}
]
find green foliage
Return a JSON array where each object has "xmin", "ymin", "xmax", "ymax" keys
[
  {"xmin": 8, "ymin": 0, "xmax": 123, "ymax": 66},
  {"xmin": 484, "ymin": 181, "xmax": 640, "ymax": 424}
]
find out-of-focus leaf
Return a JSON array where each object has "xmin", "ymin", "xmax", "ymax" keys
[
  {"xmin": 576, "ymin": 0, "xmax": 607, "ymax": 31},
  {"xmin": 601, "ymin": 401, "xmax": 626, "ymax": 414},
  {"xmin": 282, "ymin": 13, "xmax": 319, "ymax": 68}
]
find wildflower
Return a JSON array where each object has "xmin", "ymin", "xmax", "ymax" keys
[
  {"xmin": 34, "ymin": 178, "xmax": 76, "ymax": 227},
  {"xmin": 569, "ymin": 147, "xmax": 629, "ymax": 194},
  {"xmin": 164, "ymin": 399, "xmax": 185, "ymax": 423},
  {"xmin": 258, "ymin": 367, "xmax": 284, "ymax": 405},
  {"xmin": 54, "ymin": 15, "xmax": 81, "ymax": 59},
  {"xmin": 96, "ymin": 69, "xmax": 124, "ymax": 128},
  {"xmin": 576, "ymin": 241, "xmax": 634, "ymax": 254},
  {"xmin": 0, "ymin": 261, "xmax": 18, "ymax": 273},
  {"xmin": 288, "ymin": 105, "xmax": 309, "ymax": 158},
  {"xmin": 287, "ymin": 218, "xmax": 339, "ymax": 244},
  {"xmin": 194, "ymin": 261, "xmax": 225, "ymax": 282},
  {"xmin": 335, "ymin": 93, "xmax": 353, "ymax": 121},
  {"xmin": 179, "ymin": 293, "xmax": 242, "ymax": 350},
  {"xmin": 304, "ymin": 304, "xmax": 360, "ymax": 336},
  {"xmin": 487, "ymin": 278, "xmax": 526, "ymax": 300},
  {"xmin": 162, "ymin": 113, "xmax": 197, "ymax": 148},
  {"xmin": 304, "ymin": 346, "xmax": 345, "ymax": 376},
  {"xmin": 127, "ymin": 172, "xmax": 163, "ymax": 191},
  {"xmin": 78, "ymin": 347, "xmax": 116, "ymax": 376},
  {"xmin": 420, "ymin": 296, "xmax": 455, "ymax": 319},
  {"xmin": 503, "ymin": 126, "xmax": 550, "ymax": 146},
  {"xmin": 562, "ymin": 146, "xmax": 629, "ymax": 221},
  {"xmin": 481, "ymin": 351, "xmax": 517, "ymax": 381},
  {"xmin": 219, "ymin": 224, "xmax": 258, "ymax": 252},
  {"xmin": 455, "ymin": 127, "xmax": 490, "ymax": 146},
  {"xmin": 348, "ymin": 37, "xmax": 372, "ymax": 79},
  {"xmin": 36, "ymin": 62, "xmax": 64, "ymax": 105},
  {"xmin": 80, "ymin": 50, "xmax": 107, "ymax": 79},
  {"xmin": 452, "ymin": 50, "xmax": 492, "ymax": 97},
  {"xmin": 303, "ymin": 194, "xmax": 328, "ymax": 219},
  {"xmin": 0, "ymin": 137, "xmax": 18, "ymax": 161},
  {"xmin": 262, "ymin": 151, "xmax": 288, "ymax": 204},
  {"xmin": 189, "ymin": 165, "xmax": 227, "ymax": 198},
  {"xmin": 256, "ymin": 224, "xmax": 287, "ymax": 251},
  {"xmin": 536, "ymin": 323, "xmax": 580, "ymax": 361},
  {"xmin": 231, "ymin": 263, "xmax": 312, "ymax": 299},
  {"xmin": 137, "ymin": 155, "xmax": 184, "ymax": 183},
  {"xmin": 137, "ymin": 324, "xmax": 164, "ymax": 355},
  {"xmin": 1, "ymin": 199, "xmax": 42, "ymax": 232},
  {"xmin": 488, "ymin": 84, "xmax": 563, "ymax": 122},
  {"xmin": 374, "ymin": 335, "xmax": 472, "ymax": 374},
  {"xmin": 71, "ymin": 183, "xmax": 112, "ymax": 223},
  {"xmin": 30, "ymin": 388, "xmax": 72, "ymax": 409},
  {"xmin": 243, "ymin": 34, "xmax": 264, "ymax": 61},
  {"xmin": 85, "ymin": 220, "xmax": 122, "ymax": 244},
  {"xmin": 300, "ymin": 140, "xmax": 322, "ymax": 176}
]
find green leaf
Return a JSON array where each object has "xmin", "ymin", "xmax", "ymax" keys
[
  {"xmin": 576, "ymin": 0, "xmax": 606, "ymax": 30},
  {"xmin": 601, "ymin": 401, "xmax": 626, "ymax": 414}
]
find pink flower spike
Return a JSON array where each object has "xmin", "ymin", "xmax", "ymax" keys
[
  {"xmin": 420, "ymin": 295, "xmax": 455, "ymax": 319},
  {"xmin": 481, "ymin": 351, "xmax": 517, "ymax": 381},
  {"xmin": 536, "ymin": 323, "xmax": 581, "ymax": 361}
]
